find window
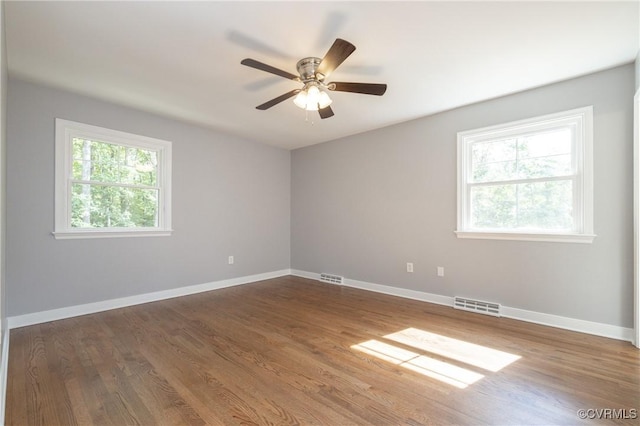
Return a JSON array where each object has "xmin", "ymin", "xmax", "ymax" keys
[
  {"xmin": 456, "ymin": 106, "xmax": 594, "ymax": 243},
  {"xmin": 54, "ymin": 119, "xmax": 172, "ymax": 239}
]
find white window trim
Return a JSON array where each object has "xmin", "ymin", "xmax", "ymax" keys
[
  {"xmin": 456, "ymin": 106, "xmax": 595, "ymax": 244},
  {"xmin": 54, "ymin": 119, "xmax": 173, "ymax": 239}
]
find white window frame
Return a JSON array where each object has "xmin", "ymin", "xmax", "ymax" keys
[
  {"xmin": 54, "ymin": 119, "xmax": 172, "ymax": 239},
  {"xmin": 456, "ymin": 106, "xmax": 595, "ymax": 243}
]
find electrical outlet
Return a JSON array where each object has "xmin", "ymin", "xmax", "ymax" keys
[
  {"xmin": 407, "ymin": 262, "xmax": 414, "ymax": 273},
  {"xmin": 437, "ymin": 266, "xmax": 444, "ymax": 277},
  {"xmin": 228, "ymin": 256, "xmax": 234, "ymax": 265}
]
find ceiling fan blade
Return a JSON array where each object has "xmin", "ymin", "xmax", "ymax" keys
[
  {"xmin": 316, "ymin": 38, "xmax": 356, "ymax": 80},
  {"xmin": 256, "ymin": 89, "xmax": 300, "ymax": 110},
  {"xmin": 241, "ymin": 58, "xmax": 300, "ymax": 81},
  {"xmin": 319, "ymin": 106, "xmax": 335, "ymax": 119},
  {"xmin": 328, "ymin": 82, "xmax": 387, "ymax": 96}
]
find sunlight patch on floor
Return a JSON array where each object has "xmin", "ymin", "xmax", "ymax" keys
[
  {"xmin": 385, "ymin": 327, "xmax": 521, "ymax": 372},
  {"xmin": 351, "ymin": 339, "xmax": 484, "ymax": 389},
  {"xmin": 351, "ymin": 327, "xmax": 521, "ymax": 388}
]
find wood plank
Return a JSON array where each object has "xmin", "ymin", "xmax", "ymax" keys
[{"xmin": 6, "ymin": 276, "xmax": 640, "ymax": 425}]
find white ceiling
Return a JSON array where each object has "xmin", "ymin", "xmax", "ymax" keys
[{"xmin": 5, "ymin": 1, "xmax": 639, "ymax": 150}]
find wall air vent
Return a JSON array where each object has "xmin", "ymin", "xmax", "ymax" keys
[
  {"xmin": 454, "ymin": 296, "xmax": 501, "ymax": 317},
  {"xmin": 319, "ymin": 273, "xmax": 344, "ymax": 285}
]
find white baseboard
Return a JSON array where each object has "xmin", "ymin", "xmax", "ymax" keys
[
  {"xmin": 7, "ymin": 269, "xmax": 291, "ymax": 329},
  {"xmin": 501, "ymin": 306, "xmax": 633, "ymax": 342},
  {"xmin": 0, "ymin": 325, "xmax": 10, "ymax": 425},
  {"xmin": 291, "ymin": 269, "xmax": 452, "ymax": 306},
  {"xmin": 345, "ymin": 277, "xmax": 454, "ymax": 307},
  {"xmin": 289, "ymin": 269, "xmax": 318, "ymax": 280},
  {"xmin": 7, "ymin": 268, "xmax": 633, "ymax": 343},
  {"xmin": 290, "ymin": 269, "xmax": 633, "ymax": 342}
]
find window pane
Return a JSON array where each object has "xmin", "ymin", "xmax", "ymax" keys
[
  {"xmin": 470, "ymin": 185, "xmax": 517, "ymax": 229},
  {"xmin": 471, "ymin": 138, "xmax": 517, "ymax": 183},
  {"xmin": 516, "ymin": 154, "xmax": 572, "ymax": 179},
  {"xmin": 470, "ymin": 180, "xmax": 573, "ymax": 231},
  {"xmin": 471, "ymin": 128, "xmax": 573, "ymax": 183},
  {"xmin": 72, "ymin": 138, "xmax": 157, "ymax": 186},
  {"xmin": 517, "ymin": 128, "xmax": 572, "ymax": 179},
  {"xmin": 71, "ymin": 183, "xmax": 158, "ymax": 228},
  {"xmin": 516, "ymin": 180, "xmax": 573, "ymax": 230},
  {"xmin": 519, "ymin": 128, "xmax": 571, "ymax": 159}
]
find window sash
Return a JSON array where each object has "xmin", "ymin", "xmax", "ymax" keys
[
  {"xmin": 54, "ymin": 119, "xmax": 172, "ymax": 239},
  {"xmin": 71, "ymin": 138, "xmax": 159, "ymax": 186},
  {"xmin": 456, "ymin": 106, "xmax": 594, "ymax": 243},
  {"xmin": 70, "ymin": 179, "xmax": 160, "ymax": 191},
  {"xmin": 466, "ymin": 177, "xmax": 576, "ymax": 232},
  {"xmin": 467, "ymin": 174, "xmax": 574, "ymax": 188},
  {"xmin": 69, "ymin": 183, "xmax": 160, "ymax": 229},
  {"xmin": 469, "ymin": 136, "xmax": 575, "ymax": 183}
]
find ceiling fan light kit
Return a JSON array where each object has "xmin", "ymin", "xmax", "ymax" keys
[
  {"xmin": 241, "ymin": 38, "xmax": 387, "ymax": 119},
  {"xmin": 293, "ymin": 83, "xmax": 332, "ymax": 111}
]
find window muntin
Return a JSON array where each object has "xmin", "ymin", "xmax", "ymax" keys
[
  {"xmin": 54, "ymin": 119, "xmax": 172, "ymax": 239},
  {"xmin": 456, "ymin": 107, "xmax": 594, "ymax": 243}
]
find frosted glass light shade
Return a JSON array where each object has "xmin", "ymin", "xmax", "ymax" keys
[
  {"xmin": 318, "ymin": 91, "xmax": 332, "ymax": 108},
  {"xmin": 293, "ymin": 85, "xmax": 332, "ymax": 111},
  {"xmin": 306, "ymin": 85, "xmax": 320, "ymax": 105},
  {"xmin": 293, "ymin": 91, "xmax": 307, "ymax": 109}
]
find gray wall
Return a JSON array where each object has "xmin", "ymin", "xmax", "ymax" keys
[
  {"xmin": 1, "ymin": 2, "xmax": 7, "ymax": 334},
  {"xmin": 292, "ymin": 64, "xmax": 635, "ymax": 328},
  {"xmin": 7, "ymin": 79, "xmax": 290, "ymax": 317},
  {"xmin": 636, "ymin": 51, "xmax": 639, "ymax": 91}
]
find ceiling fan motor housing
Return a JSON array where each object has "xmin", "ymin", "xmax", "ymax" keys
[{"xmin": 297, "ymin": 57, "xmax": 323, "ymax": 81}]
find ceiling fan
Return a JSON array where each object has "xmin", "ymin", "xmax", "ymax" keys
[{"xmin": 241, "ymin": 38, "xmax": 387, "ymax": 119}]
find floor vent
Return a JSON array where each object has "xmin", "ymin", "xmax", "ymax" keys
[
  {"xmin": 319, "ymin": 273, "xmax": 344, "ymax": 285},
  {"xmin": 454, "ymin": 297, "xmax": 501, "ymax": 317}
]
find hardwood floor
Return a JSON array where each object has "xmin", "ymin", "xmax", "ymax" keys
[{"xmin": 5, "ymin": 275, "xmax": 640, "ymax": 425}]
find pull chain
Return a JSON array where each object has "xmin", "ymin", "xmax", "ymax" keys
[{"xmin": 304, "ymin": 109, "xmax": 315, "ymax": 125}]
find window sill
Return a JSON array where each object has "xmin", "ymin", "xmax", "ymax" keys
[
  {"xmin": 455, "ymin": 230, "xmax": 596, "ymax": 244},
  {"xmin": 52, "ymin": 229, "xmax": 173, "ymax": 240}
]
